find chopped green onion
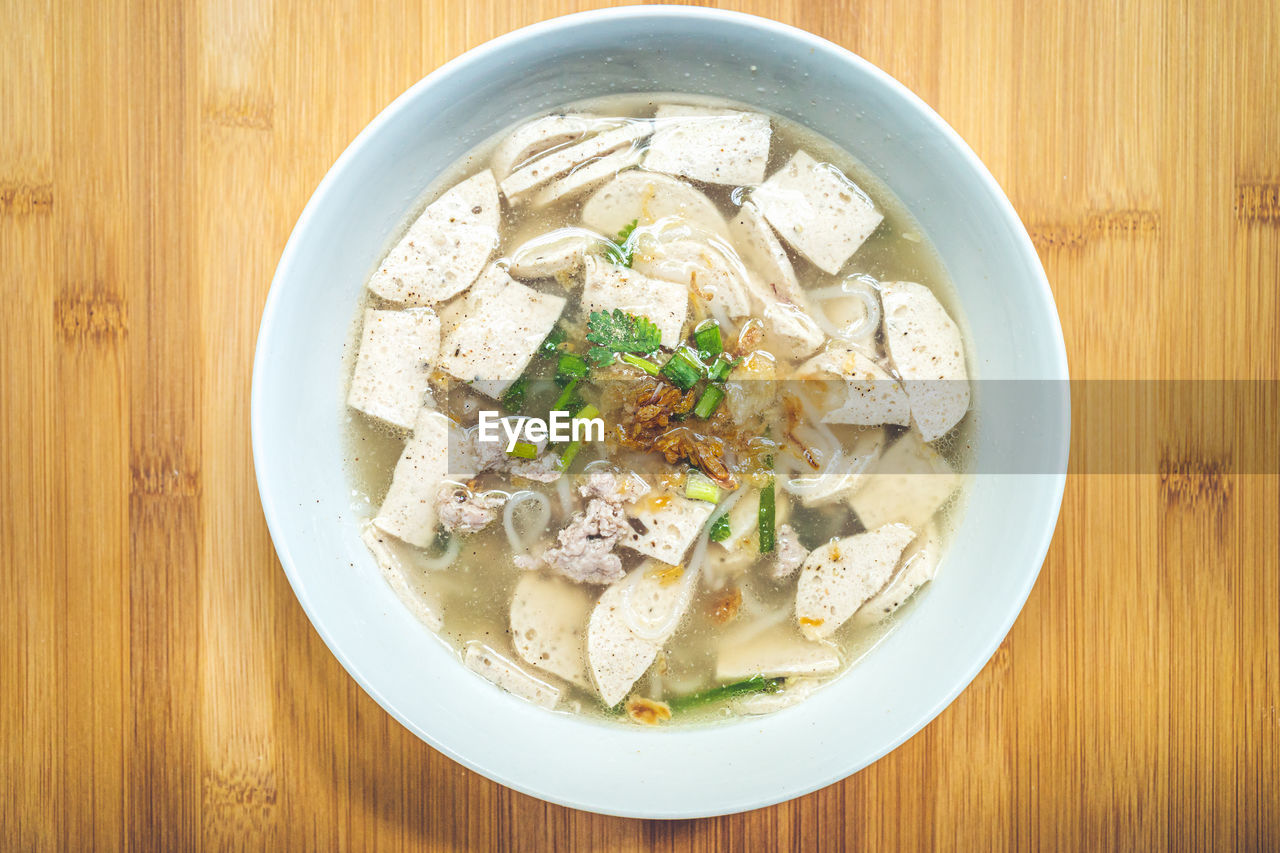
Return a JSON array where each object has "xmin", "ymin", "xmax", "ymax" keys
[
  {"xmin": 708, "ymin": 512, "xmax": 732, "ymax": 542},
  {"xmin": 500, "ymin": 376, "xmax": 527, "ymax": 412},
  {"xmin": 758, "ymin": 480, "xmax": 776, "ymax": 553},
  {"xmin": 693, "ymin": 319, "xmax": 723, "ymax": 359},
  {"xmin": 620, "ymin": 352, "xmax": 661, "ymax": 376},
  {"xmin": 692, "ymin": 384, "xmax": 725, "ymax": 419},
  {"xmin": 706, "ymin": 355, "xmax": 736, "ymax": 383},
  {"xmin": 666, "ymin": 675, "xmax": 785, "ymax": 712},
  {"xmin": 685, "ymin": 471, "xmax": 721, "ymax": 504},
  {"xmin": 556, "ymin": 352, "xmax": 590, "ymax": 384},
  {"xmin": 507, "ymin": 440, "xmax": 538, "ymax": 460},
  {"xmin": 539, "ymin": 326, "xmax": 566, "ymax": 357},
  {"xmin": 660, "ymin": 347, "xmax": 704, "ymax": 390},
  {"xmin": 549, "ymin": 378, "xmax": 581, "ymax": 414},
  {"xmin": 557, "ymin": 404, "xmax": 601, "ymax": 471}
]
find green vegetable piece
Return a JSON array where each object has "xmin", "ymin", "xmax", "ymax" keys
[
  {"xmin": 586, "ymin": 309, "xmax": 663, "ymax": 366},
  {"xmin": 666, "ymin": 675, "xmax": 785, "ymax": 712},
  {"xmin": 507, "ymin": 440, "xmax": 538, "ymax": 460},
  {"xmin": 501, "ymin": 376, "xmax": 527, "ymax": 412},
  {"xmin": 708, "ymin": 512, "xmax": 732, "ymax": 542},
  {"xmin": 706, "ymin": 355, "xmax": 736, "ymax": 383},
  {"xmin": 693, "ymin": 384, "xmax": 725, "ymax": 419},
  {"xmin": 758, "ymin": 479, "xmax": 776, "ymax": 553},
  {"xmin": 660, "ymin": 347, "xmax": 704, "ymax": 391},
  {"xmin": 549, "ymin": 378, "xmax": 581, "ymax": 416},
  {"xmin": 557, "ymin": 404, "xmax": 601, "ymax": 471},
  {"xmin": 556, "ymin": 352, "xmax": 590, "ymax": 384},
  {"xmin": 685, "ymin": 471, "xmax": 721, "ymax": 504},
  {"xmin": 539, "ymin": 326, "xmax": 567, "ymax": 357},
  {"xmin": 604, "ymin": 219, "xmax": 639, "ymax": 267},
  {"xmin": 620, "ymin": 353, "xmax": 661, "ymax": 375},
  {"xmin": 693, "ymin": 319, "xmax": 723, "ymax": 359}
]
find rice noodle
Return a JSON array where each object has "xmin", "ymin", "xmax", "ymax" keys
[
  {"xmin": 808, "ymin": 276, "xmax": 881, "ymax": 341},
  {"xmin": 502, "ymin": 490, "xmax": 552, "ymax": 554},
  {"xmin": 620, "ymin": 522, "xmax": 711, "ymax": 642},
  {"xmin": 782, "ymin": 392, "xmax": 849, "ymax": 498},
  {"xmin": 554, "ymin": 475, "xmax": 573, "ymax": 518},
  {"xmin": 419, "ymin": 534, "xmax": 461, "ymax": 570}
]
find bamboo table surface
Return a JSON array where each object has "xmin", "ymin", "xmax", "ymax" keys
[{"xmin": 2, "ymin": 0, "xmax": 1277, "ymax": 849}]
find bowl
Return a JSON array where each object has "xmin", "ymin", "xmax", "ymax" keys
[{"xmin": 252, "ymin": 6, "xmax": 1069, "ymax": 818}]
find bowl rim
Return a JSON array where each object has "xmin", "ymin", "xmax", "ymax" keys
[{"xmin": 252, "ymin": 4, "xmax": 1069, "ymax": 818}]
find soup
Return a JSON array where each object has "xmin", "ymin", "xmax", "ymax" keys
[{"xmin": 343, "ymin": 94, "xmax": 972, "ymax": 725}]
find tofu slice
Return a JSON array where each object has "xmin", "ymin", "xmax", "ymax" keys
[
  {"xmin": 730, "ymin": 201, "xmax": 805, "ymax": 305},
  {"xmin": 581, "ymin": 256, "xmax": 688, "ymax": 349},
  {"xmin": 644, "ymin": 105, "xmax": 772, "ymax": 186},
  {"xmin": 368, "ymin": 170, "xmax": 500, "ymax": 306},
  {"xmin": 582, "ymin": 170, "xmax": 730, "ymax": 239},
  {"xmin": 508, "ymin": 228, "xmax": 606, "ymax": 281},
  {"xmin": 438, "ymin": 264, "xmax": 566, "ymax": 398},
  {"xmin": 490, "ymin": 113, "xmax": 612, "ymax": 179},
  {"xmin": 716, "ymin": 626, "xmax": 840, "ymax": 681},
  {"xmin": 531, "ymin": 146, "xmax": 644, "ymax": 208},
  {"xmin": 346, "ymin": 308, "xmax": 440, "ymax": 430},
  {"xmin": 753, "ymin": 151, "xmax": 883, "ymax": 275},
  {"xmin": 500, "ymin": 121, "xmax": 651, "ymax": 203},
  {"xmin": 783, "ymin": 426, "xmax": 885, "ymax": 507},
  {"xmin": 373, "ymin": 408, "xmax": 451, "ymax": 548},
  {"xmin": 794, "ymin": 523, "xmax": 917, "ymax": 640},
  {"xmin": 631, "ymin": 237, "xmax": 754, "ymax": 318},
  {"xmin": 464, "ymin": 641, "xmax": 561, "ymax": 709},
  {"xmin": 881, "ymin": 281, "xmax": 970, "ymax": 441},
  {"xmin": 588, "ymin": 560, "xmax": 699, "ymax": 705},
  {"xmin": 510, "ymin": 572, "xmax": 592, "ymax": 687},
  {"xmin": 360, "ymin": 522, "xmax": 445, "ymax": 631},
  {"xmin": 798, "ymin": 345, "xmax": 911, "ymax": 427},
  {"xmin": 854, "ymin": 524, "xmax": 942, "ymax": 625},
  {"xmin": 847, "ymin": 430, "xmax": 962, "ymax": 530},
  {"xmin": 619, "ymin": 490, "xmax": 715, "ymax": 565}
]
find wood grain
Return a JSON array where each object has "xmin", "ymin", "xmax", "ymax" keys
[{"xmin": 2, "ymin": 0, "xmax": 1277, "ymax": 849}]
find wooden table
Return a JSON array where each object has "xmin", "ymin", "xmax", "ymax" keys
[{"xmin": 3, "ymin": 0, "xmax": 1277, "ymax": 848}]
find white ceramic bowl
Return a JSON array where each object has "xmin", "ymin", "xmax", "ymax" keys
[{"xmin": 252, "ymin": 6, "xmax": 1069, "ymax": 818}]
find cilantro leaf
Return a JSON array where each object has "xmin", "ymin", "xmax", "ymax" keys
[
  {"xmin": 603, "ymin": 219, "xmax": 639, "ymax": 267},
  {"xmin": 585, "ymin": 309, "xmax": 662, "ymax": 366}
]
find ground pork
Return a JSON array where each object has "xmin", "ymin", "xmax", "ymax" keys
[
  {"xmin": 436, "ymin": 485, "xmax": 506, "ymax": 534},
  {"xmin": 772, "ymin": 523, "xmax": 808, "ymax": 579},
  {"xmin": 518, "ymin": 469, "xmax": 644, "ymax": 584}
]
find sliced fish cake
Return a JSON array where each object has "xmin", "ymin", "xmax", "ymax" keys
[
  {"xmin": 368, "ymin": 170, "xmax": 500, "ymax": 306},
  {"xmin": 490, "ymin": 113, "xmax": 615, "ymax": 179},
  {"xmin": 500, "ymin": 121, "xmax": 651, "ymax": 203},
  {"xmin": 531, "ymin": 146, "xmax": 644, "ymax": 208},
  {"xmin": 794, "ymin": 523, "xmax": 916, "ymax": 640},
  {"xmin": 854, "ymin": 524, "xmax": 942, "ymax": 625},
  {"xmin": 644, "ymin": 104, "xmax": 772, "ymax": 186},
  {"xmin": 346, "ymin": 308, "xmax": 440, "ymax": 431},
  {"xmin": 846, "ymin": 430, "xmax": 962, "ymax": 530},
  {"xmin": 510, "ymin": 572, "xmax": 593, "ymax": 687},
  {"xmin": 373, "ymin": 408, "xmax": 451, "ymax": 548},
  {"xmin": 581, "ymin": 256, "xmax": 688, "ymax": 349},
  {"xmin": 881, "ymin": 281, "xmax": 970, "ymax": 441},
  {"xmin": 582, "ymin": 170, "xmax": 730, "ymax": 239}
]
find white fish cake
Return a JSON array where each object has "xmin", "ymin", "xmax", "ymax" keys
[
  {"xmin": 508, "ymin": 228, "xmax": 606, "ymax": 281},
  {"xmin": 881, "ymin": 281, "xmax": 970, "ymax": 441},
  {"xmin": 762, "ymin": 301, "xmax": 825, "ymax": 359},
  {"xmin": 715, "ymin": 626, "xmax": 841, "ymax": 681},
  {"xmin": 631, "ymin": 237, "xmax": 754, "ymax": 318},
  {"xmin": 730, "ymin": 201, "xmax": 804, "ymax": 306},
  {"xmin": 854, "ymin": 524, "xmax": 941, "ymax": 625},
  {"xmin": 500, "ymin": 121, "xmax": 651, "ymax": 203},
  {"xmin": 847, "ymin": 430, "xmax": 962, "ymax": 530},
  {"xmin": 619, "ymin": 491, "xmax": 715, "ymax": 565},
  {"xmin": 588, "ymin": 560, "xmax": 698, "ymax": 706},
  {"xmin": 510, "ymin": 572, "xmax": 592, "ymax": 687},
  {"xmin": 531, "ymin": 146, "xmax": 644, "ymax": 208},
  {"xmin": 798, "ymin": 345, "xmax": 911, "ymax": 427},
  {"xmin": 438, "ymin": 264, "xmax": 566, "ymax": 398},
  {"xmin": 464, "ymin": 641, "xmax": 561, "ymax": 709},
  {"xmin": 360, "ymin": 522, "xmax": 445, "ymax": 631},
  {"xmin": 373, "ymin": 408, "xmax": 451, "ymax": 548},
  {"xmin": 581, "ymin": 256, "xmax": 688, "ymax": 349},
  {"xmin": 346, "ymin": 308, "xmax": 440, "ymax": 431},
  {"xmin": 368, "ymin": 170, "xmax": 500, "ymax": 306},
  {"xmin": 753, "ymin": 150, "xmax": 883, "ymax": 275},
  {"xmin": 794, "ymin": 523, "xmax": 916, "ymax": 640},
  {"xmin": 581, "ymin": 170, "xmax": 730, "ymax": 239},
  {"xmin": 490, "ymin": 113, "xmax": 614, "ymax": 179},
  {"xmin": 644, "ymin": 105, "xmax": 772, "ymax": 186}
]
